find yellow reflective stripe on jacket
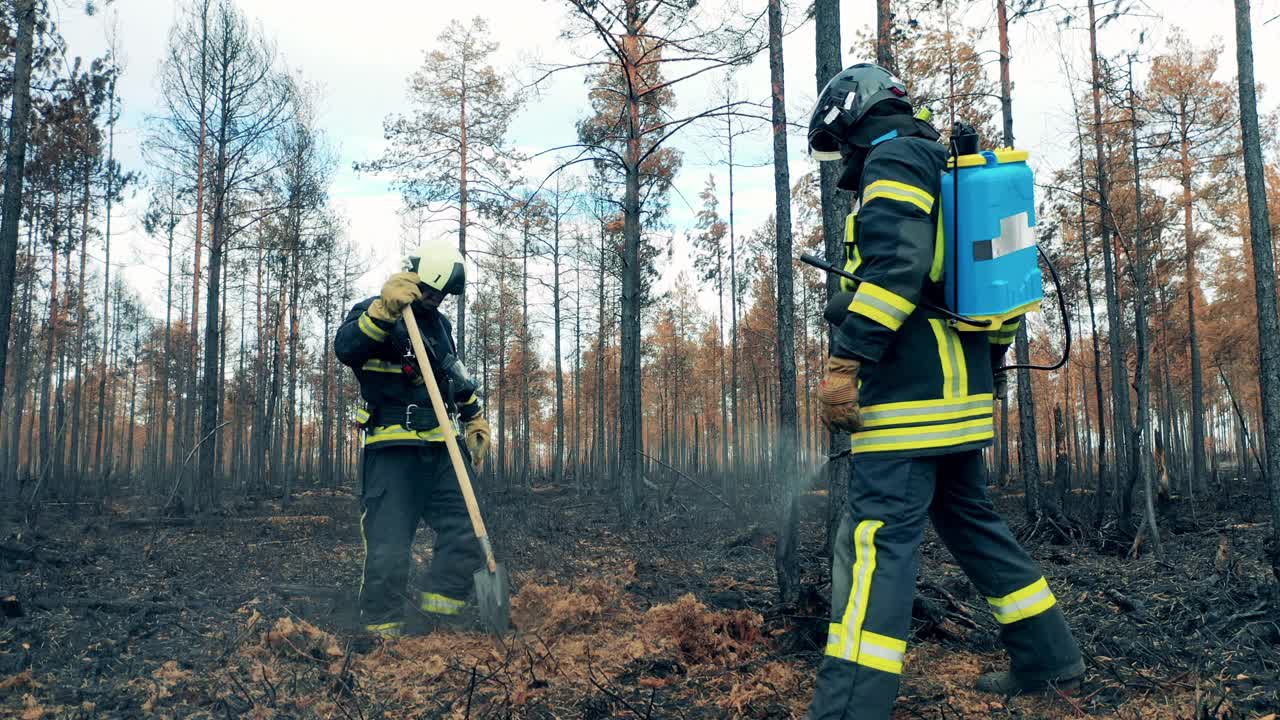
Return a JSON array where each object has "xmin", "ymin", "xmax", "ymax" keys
[
  {"xmin": 863, "ymin": 179, "xmax": 935, "ymax": 214},
  {"xmin": 929, "ymin": 216, "xmax": 945, "ymax": 283},
  {"xmin": 989, "ymin": 320, "xmax": 1021, "ymax": 345},
  {"xmin": 459, "ymin": 393, "xmax": 479, "ymax": 407},
  {"xmin": 358, "ymin": 312, "xmax": 389, "ymax": 342},
  {"xmin": 929, "ymin": 319, "xmax": 968, "ymax": 398},
  {"xmin": 851, "ymin": 417, "xmax": 994, "ymax": 453},
  {"xmin": 825, "ymin": 520, "xmax": 884, "ymax": 667},
  {"xmin": 849, "ymin": 282, "xmax": 915, "ymax": 332},
  {"xmin": 355, "ymin": 407, "xmax": 371, "ymax": 424},
  {"xmin": 361, "ymin": 358, "xmax": 402, "ymax": 373},
  {"xmin": 841, "ymin": 213, "xmax": 861, "ymax": 292},
  {"xmin": 987, "ymin": 577, "xmax": 1057, "ymax": 624},
  {"xmin": 954, "ymin": 299, "xmax": 1041, "ymax": 333},
  {"xmin": 419, "ymin": 592, "xmax": 465, "ymax": 616},
  {"xmin": 364, "ymin": 423, "xmax": 447, "ymax": 445},
  {"xmin": 859, "ymin": 394, "xmax": 994, "ymax": 429}
]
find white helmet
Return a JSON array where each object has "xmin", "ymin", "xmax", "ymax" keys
[{"xmin": 403, "ymin": 237, "xmax": 466, "ymax": 295}]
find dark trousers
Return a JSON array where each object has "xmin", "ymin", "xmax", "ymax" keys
[
  {"xmin": 808, "ymin": 451, "xmax": 1083, "ymax": 720},
  {"xmin": 358, "ymin": 444, "xmax": 483, "ymax": 625}
]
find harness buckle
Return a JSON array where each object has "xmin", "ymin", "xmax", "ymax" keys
[{"xmin": 402, "ymin": 404, "xmax": 436, "ymax": 431}]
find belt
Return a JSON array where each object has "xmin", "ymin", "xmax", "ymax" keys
[{"xmin": 367, "ymin": 404, "xmax": 442, "ymax": 432}]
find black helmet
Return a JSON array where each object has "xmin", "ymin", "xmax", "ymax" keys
[{"xmin": 808, "ymin": 63, "xmax": 911, "ymax": 161}]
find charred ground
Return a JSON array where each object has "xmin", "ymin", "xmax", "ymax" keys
[{"xmin": 2, "ymin": 480, "xmax": 1278, "ymax": 719}]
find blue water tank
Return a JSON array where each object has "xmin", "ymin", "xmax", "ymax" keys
[{"xmin": 939, "ymin": 149, "xmax": 1043, "ymax": 331}]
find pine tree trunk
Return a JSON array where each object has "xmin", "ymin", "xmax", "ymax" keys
[
  {"xmin": 618, "ymin": 6, "xmax": 644, "ymax": 521},
  {"xmin": 285, "ymin": 235, "xmax": 300, "ymax": 504},
  {"xmin": 574, "ymin": 253, "xmax": 583, "ymax": 490},
  {"xmin": 54, "ymin": 220, "xmax": 72, "ymax": 493},
  {"xmin": 553, "ymin": 210, "xmax": 565, "ymax": 485},
  {"xmin": 1128, "ymin": 65, "xmax": 1161, "ymax": 557},
  {"xmin": 1089, "ymin": 0, "xmax": 1131, "ymax": 529},
  {"xmin": 814, "ymin": 0, "xmax": 848, "ymax": 552},
  {"xmin": 1179, "ymin": 138, "xmax": 1208, "ymax": 494},
  {"xmin": 198, "ymin": 123, "xmax": 230, "ymax": 508},
  {"xmin": 1016, "ymin": 326, "xmax": 1041, "ymax": 518},
  {"xmin": 1233, "ymin": 0, "xmax": 1280, "ymax": 579},
  {"xmin": 596, "ymin": 222, "xmax": 606, "ymax": 484},
  {"xmin": 95, "ymin": 77, "xmax": 117, "ymax": 480},
  {"xmin": 1077, "ymin": 124, "xmax": 1109, "ymax": 524},
  {"xmin": 39, "ymin": 194, "xmax": 62, "ymax": 493},
  {"xmin": 0, "ymin": 0, "xmax": 37, "ymax": 440},
  {"xmin": 320, "ymin": 253, "xmax": 333, "ymax": 488},
  {"xmin": 497, "ymin": 273, "xmax": 509, "ymax": 488},
  {"xmin": 71, "ymin": 174, "xmax": 90, "ymax": 491},
  {"xmin": 521, "ymin": 214, "xmax": 531, "ymax": 487},
  {"xmin": 457, "ymin": 81, "xmax": 469, "ymax": 363},
  {"xmin": 5, "ymin": 232, "xmax": 37, "ymax": 492},
  {"xmin": 997, "ymin": 0, "xmax": 1038, "ymax": 514},
  {"xmin": 726, "ymin": 113, "xmax": 741, "ymax": 494},
  {"xmin": 876, "ymin": 0, "xmax": 894, "ymax": 72},
  {"xmin": 769, "ymin": 0, "xmax": 800, "ymax": 606}
]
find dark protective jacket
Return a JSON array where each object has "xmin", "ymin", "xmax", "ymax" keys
[
  {"xmin": 334, "ymin": 297, "xmax": 482, "ymax": 448},
  {"xmin": 830, "ymin": 128, "xmax": 1021, "ymax": 458}
]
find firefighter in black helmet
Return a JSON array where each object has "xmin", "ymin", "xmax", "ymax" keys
[
  {"xmin": 334, "ymin": 238, "xmax": 491, "ymax": 639},
  {"xmin": 804, "ymin": 63, "xmax": 1084, "ymax": 718}
]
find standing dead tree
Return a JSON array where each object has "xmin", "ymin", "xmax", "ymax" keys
[
  {"xmin": 1232, "ymin": 0, "xmax": 1280, "ymax": 582},
  {"xmin": 547, "ymin": 0, "xmax": 765, "ymax": 521},
  {"xmin": 356, "ymin": 17, "xmax": 521, "ymax": 363},
  {"xmin": 0, "ymin": 0, "xmax": 39, "ymax": 477}
]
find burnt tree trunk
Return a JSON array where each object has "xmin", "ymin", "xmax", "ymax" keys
[
  {"xmin": 0, "ymin": 0, "xmax": 37, "ymax": 450},
  {"xmin": 1233, "ymin": 0, "xmax": 1280, "ymax": 580},
  {"xmin": 1089, "ymin": 0, "xmax": 1131, "ymax": 529},
  {"xmin": 769, "ymin": 0, "xmax": 800, "ymax": 606},
  {"xmin": 814, "ymin": 0, "xmax": 849, "ymax": 556}
]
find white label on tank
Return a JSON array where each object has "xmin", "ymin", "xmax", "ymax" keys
[{"xmin": 992, "ymin": 212, "xmax": 1036, "ymax": 258}]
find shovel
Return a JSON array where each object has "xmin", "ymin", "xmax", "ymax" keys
[{"xmin": 403, "ymin": 306, "xmax": 511, "ymax": 636}]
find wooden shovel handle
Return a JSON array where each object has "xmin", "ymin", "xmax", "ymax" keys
[{"xmin": 402, "ymin": 306, "xmax": 498, "ymax": 573}]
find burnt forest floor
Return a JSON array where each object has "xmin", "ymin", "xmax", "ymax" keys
[{"xmin": 2, "ymin": 476, "xmax": 1279, "ymax": 719}]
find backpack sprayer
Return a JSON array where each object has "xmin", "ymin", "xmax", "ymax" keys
[{"xmin": 801, "ymin": 122, "xmax": 1070, "ymax": 373}]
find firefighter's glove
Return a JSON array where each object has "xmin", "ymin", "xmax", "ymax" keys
[
  {"xmin": 464, "ymin": 417, "xmax": 491, "ymax": 468},
  {"xmin": 368, "ymin": 272, "xmax": 423, "ymax": 323},
  {"xmin": 819, "ymin": 356, "xmax": 862, "ymax": 434}
]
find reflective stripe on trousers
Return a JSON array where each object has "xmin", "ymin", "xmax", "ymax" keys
[
  {"xmin": 364, "ymin": 621, "xmax": 403, "ymax": 638},
  {"xmin": 420, "ymin": 592, "xmax": 466, "ymax": 616},
  {"xmin": 987, "ymin": 576, "xmax": 1057, "ymax": 624},
  {"xmin": 823, "ymin": 519, "xmax": 909, "ymax": 675}
]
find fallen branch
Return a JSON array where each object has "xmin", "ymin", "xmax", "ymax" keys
[
  {"xmin": 271, "ymin": 584, "xmax": 344, "ymax": 599},
  {"xmin": 27, "ymin": 597, "xmax": 204, "ymax": 614},
  {"xmin": 111, "ymin": 517, "xmax": 197, "ymax": 529},
  {"xmin": 0, "ymin": 543, "xmax": 68, "ymax": 566},
  {"xmin": 164, "ymin": 420, "xmax": 232, "ymax": 514},
  {"xmin": 638, "ymin": 450, "xmax": 735, "ymax": 514},
  {"xmin": 1105, "ymin": 588, "xmax": 1149, "ymax": 620}
]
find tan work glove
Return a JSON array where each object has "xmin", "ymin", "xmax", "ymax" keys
[
  {"xmin": 367, "ymin": 272, "xmax": 423, "ymax": 323},
  {"xmin": 464, "ymin": 417, "xmax": 491, "ymax": 468},
  {"xmin": 819, "ymin": 356, "xmax": 863, "ymax": 434}
]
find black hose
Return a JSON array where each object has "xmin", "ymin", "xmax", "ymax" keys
[{"xmin": 995, "ymin": 243, "xmax": 1072, "ymax": 373}]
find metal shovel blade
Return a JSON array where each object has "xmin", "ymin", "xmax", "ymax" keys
[{"xmin": 473, "ymin": 562, "xmax": 510, "ymax": 635}]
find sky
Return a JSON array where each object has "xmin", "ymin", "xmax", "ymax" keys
[{"xmin": 51, "ymin": 0, "xmax": 1280, "ymax": 334}]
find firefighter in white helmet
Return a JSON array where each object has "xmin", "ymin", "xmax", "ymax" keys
[{"xmin": 334, "ymin": 237, "xmax": 491, "ymax": 638}]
